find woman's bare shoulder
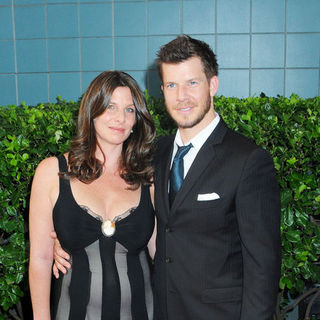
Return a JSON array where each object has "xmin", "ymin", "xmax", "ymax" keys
[
  {"xmin": 35, "ymin": 153, "xmax": 68, "ymax": 176},
  {"xmin": 30, "ymin": 156, "xmax": 61, "ymax": 207},
  {"xmin": 33, "ymin": 156, "xmax": 61, "ymax": 187},
  {"xmin": 36, "ymin": 156, "xmax": 58, "ymax": 173}
]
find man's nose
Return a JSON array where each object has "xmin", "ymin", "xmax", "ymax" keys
[{"xmin": 177, "ymin": 85, "xmax": 188, "ymax": 101}]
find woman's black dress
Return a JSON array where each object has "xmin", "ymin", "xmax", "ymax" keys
[{"xmin": 51, "ymin": 155, "xmax": 154, "ymax": 320}]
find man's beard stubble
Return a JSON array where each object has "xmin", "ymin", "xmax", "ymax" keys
[{"xmin": 167, "ymin": 94, "xmax": 212, "ymax": 129}]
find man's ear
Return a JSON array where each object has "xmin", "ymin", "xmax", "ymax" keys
[{"xmin": 209, "ymin": 76, "xmax": 219, "ymax": 98}]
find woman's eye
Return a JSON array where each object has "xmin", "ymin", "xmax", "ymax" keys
[
  {"xmin": 167, "ymin": 83, "xmax": 175, "ymax": 89},
  {"xmin": 126, "ymin": 107, "xmax": 135, "ymax": 113},
  {"xmin": 107, "ymin": 104, "xmax": 115, "ymax": 110}
]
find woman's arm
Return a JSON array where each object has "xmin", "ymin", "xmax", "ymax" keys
[
  {"xmin": 147, "ymin": 221, "xmax": 157, "ymax": 260},
  {"xmin": 29, "ymin": 157, "xmax": 58, "ymax": 319}
]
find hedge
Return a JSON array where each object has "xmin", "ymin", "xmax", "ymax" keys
[{"xmin": 0, "ymin": 93, "xmax": 319, "ymax": 319}]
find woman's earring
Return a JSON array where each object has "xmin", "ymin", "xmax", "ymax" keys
[{"xmin": 130, "ymin": 129, "xmax": 133, "ymax": 133}]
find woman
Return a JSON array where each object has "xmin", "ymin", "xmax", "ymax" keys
[{"xmin": 29, "ymin": 71, "xmax": 156, "ymax": 319}]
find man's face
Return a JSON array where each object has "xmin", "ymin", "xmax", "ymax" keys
[{"xmin": 161, "ymin": 56, "xmax": 218, "ymax": 135}]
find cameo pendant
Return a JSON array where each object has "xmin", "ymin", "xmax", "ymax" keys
[{"xmin": 101, "ymin": 219, "xmax": 116, "ymax": 237}]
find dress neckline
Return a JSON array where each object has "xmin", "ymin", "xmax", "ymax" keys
[
  {"xmin": 56, "ymin": 155, "xmax": 145, "ymax": 225},
  {"xmin": 79, "ymin": 204, "xmax": 138, "ymax": 223},
  {"xmin": 69, "ymin": 182, "xmax": 143, "ymax": 224}
]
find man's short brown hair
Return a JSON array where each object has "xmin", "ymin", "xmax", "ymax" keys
[{"xmin": 155, "ymin": 34, "xmax": 218, "ymax": 82}]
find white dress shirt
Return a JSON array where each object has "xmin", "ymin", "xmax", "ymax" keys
[{"xmin": 170, "ymin": 113, "xmax": 221, "ymax": 178}]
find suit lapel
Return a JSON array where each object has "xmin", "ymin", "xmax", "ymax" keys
[{"xmin": 170, "ymin": 119, "xmax": 228, "ymax": 214}]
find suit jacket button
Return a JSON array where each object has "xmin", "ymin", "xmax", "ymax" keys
[
  {"xmin": 166, "ymin": 257, "xmax": 173, "ymax": 263},
  {"xmin": 165, "ymin": 227, "xmax": 172, "ymax": 233}
]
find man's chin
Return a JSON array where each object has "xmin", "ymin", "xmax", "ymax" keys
[{"xmin": 174, "ymin": 118, "xmax": 200, "ymax": 129}]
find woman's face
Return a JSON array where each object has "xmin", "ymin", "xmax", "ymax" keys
[{"xmin": 94, "ymin": 86, "xmax": 136, "ymax": 147}]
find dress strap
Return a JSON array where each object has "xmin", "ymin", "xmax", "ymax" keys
[
  {"xmin": 56, "ymin": 155, "xmax": 70, "ymax": 195},
  {"xmin": 141, "ymin": 184, "xmax": 153, "ymax": 209},
  {"xmin": 57, "ymin": 154, "xmax": 68, "ymax": 172}
]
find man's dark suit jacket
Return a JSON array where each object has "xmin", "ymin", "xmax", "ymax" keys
[{"xmin": 153, "ymin": 119, "xmax": 281, "ymax": 320}]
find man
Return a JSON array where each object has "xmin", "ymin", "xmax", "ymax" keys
[
  {"xmin": 152, "ymin": 35, "xmax": 281, "ymax": 320},
  {"xmin": 53, "ymin": 35, "xmax": 281, "ymax": 319}
]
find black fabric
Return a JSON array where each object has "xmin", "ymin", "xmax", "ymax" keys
[
  {"xmin": 127, "ymin": 252, "xmax": 148, "ymax": 320},
  {"xmin": 100, "ymin": 239, "xmax": 121, "ymax": 320},
  {"xmin": 51, "ymin": 155, "xmax": 155, "ymax": 319},
  {"xmin": 68, "ymin": 250, "xmax": 91, "ymax": 320}
]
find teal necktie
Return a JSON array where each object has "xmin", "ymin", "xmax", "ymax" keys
[{"xmin": 169, "ymin": 144, "xmax": 192, "ymax": 205}]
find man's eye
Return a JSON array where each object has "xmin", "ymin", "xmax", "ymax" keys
[{"xmin": 189, "ymin": 81, "xmax": 197, "ymax": 86}]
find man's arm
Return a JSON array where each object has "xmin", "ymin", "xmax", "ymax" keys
[{"xmin": 236, "ymin": 148, "xmax": 281, "ymax": 320}]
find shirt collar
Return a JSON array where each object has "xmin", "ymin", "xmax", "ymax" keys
[{"xmin": 174, "ymin": 113, "xmax": 220, "ymax": 151}]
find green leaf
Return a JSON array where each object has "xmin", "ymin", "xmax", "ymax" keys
[
  {"xmin": 21, "ymin": 153, "xmax": 29, "ymax": 161},
  {"xmin": 55, "ymin": 129, "xmax": 63, "ymax": 142},
  {"xmin": 286, "ymin": 157, "xmax": 298, "ymax": 165},
  {"xmin": 241, "ymin": 109, "xmax": 252, "ymax": 121},
  {"xmin": 298, "ymin": 184, "xmax": 307, "ymax": 194},
  {"xmin": 283, "ymin": 255, "xmax": 295, "ymax": 268},
  {"xmin": 284, "ymin": 207, "xmax": 294, "ymax": 226},
  {"xmin": 295, "ymin": 209, "xmax": 309, "ymax": 228},
  {"xmin": 286, "ymin": 230, "xmax": 301, "ymax": 243},
  {"xmin": 279, "ymin": 276, "xmax": 293, "ymax": 289},
  {"xmin": 6, "ymin": 206, "xmax": 16, "ymax": 216},
  {"xmin": 9, "ymin": 158, "xmax": 18, "ymax": 166}
]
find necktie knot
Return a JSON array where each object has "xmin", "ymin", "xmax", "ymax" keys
[
  {"xmin": 169, "ymin": 143, "xmax": 192, "ymax": 205},
  {"xmin": 173, "ymin": 144, "xmax": 193, "ymax": 162}
]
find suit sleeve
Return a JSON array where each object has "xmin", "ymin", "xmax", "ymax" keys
[{"xmin": 236, "ymin": 148, "xmax": 281, "ymax": 320}]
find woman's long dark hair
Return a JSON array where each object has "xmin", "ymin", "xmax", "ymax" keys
[{"xmin": 60, "ymin": 71, "xmax": 156, "ymax": 189}]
